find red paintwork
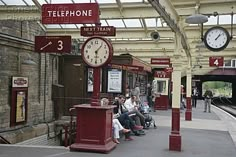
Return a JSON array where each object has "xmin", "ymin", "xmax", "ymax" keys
[
  {"xmin": 169, "ymin": 108, "xmax": 181, "ymax": 151},
  {"xmin": 207, "ymin": 68, "xmax": 236, "ymax": 75},
  {"xmin": 70, "ymin": 104, "xmax": 116, "ymax": 153},
  {"xmin": 91, "ymin": 68, "xmax": 101, "ymax": 106},
  {"xmin": 42, "ymin": 3, "xmax": 99, "ymax": 24},
  {"xmin": 151, "ymin": 58, "xmax": 170, "ymax": 65},
  {"xmin": 154, "ymin": 95, "xmax": 169, "ymax": 110},
  {"xmin": 185, "ymin": 97, "xmax": 192, "ymax": 121},
  {"xmin": 35, "ymin": 36, "xmax": 71, "ymax": 53},
  {"xmin": 209, "ymin": 56, "xmax": 224, "ymax": 67}
]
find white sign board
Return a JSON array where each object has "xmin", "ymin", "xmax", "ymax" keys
[{"xmin": 107, "ymin": 69, "xmax": 122, "ymax": 93}]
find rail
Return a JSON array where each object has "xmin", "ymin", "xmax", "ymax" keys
[
  {"xmin": 69, "ymin": 107, "xmax": 76, "ymax": 147},
  {"xmin": 0, "ymin": 135, "xmax": 10, "ymax": 144},
  {"xmin": 212, "ymin": 97, "xmax": 236, "ymax": 117}
]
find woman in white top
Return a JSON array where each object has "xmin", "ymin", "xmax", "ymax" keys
[{"xmin": 101, "ymin": 98, "xmax": 130, "ymax": 144}]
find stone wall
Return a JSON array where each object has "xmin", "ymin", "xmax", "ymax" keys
[{"xmin": 0, "ymin": 20, "xmax": 58, "ymax": 139}]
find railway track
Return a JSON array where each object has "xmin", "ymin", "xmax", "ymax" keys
[{"xmin": 212, "ymin": 97, "xmax": 236, "ymax": 117}]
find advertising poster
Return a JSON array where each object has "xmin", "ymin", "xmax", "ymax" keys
[
  {"xmin": 107, "ymin": 69, "xmax": 122, "ymax": 93},
  {"xmin": 87, "ymin": 68, "xmax": 102, "ymax": 92},
  {"xmin": 16, "ymin": 91, "xmax": 26, "ymax": 122}
]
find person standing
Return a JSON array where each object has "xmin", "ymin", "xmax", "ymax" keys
[
  {"xmin": 192, "ymin": 87, "xmax": 199, "ymax": 108},
  {"xmin": 203, "ymin": 87, "xmax": 213, "ymax": 113},
  {"xmin": 133, "ymin": 83, "xmax": 141, "ymax": 103},
  {"xmin": 147, "ymin": 83, "xmax": 154, "ymax": 111}
]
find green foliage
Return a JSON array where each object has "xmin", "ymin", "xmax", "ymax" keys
[{"xmin": 202, "ymin": 81, "xmax": 232, "ymax": 97}]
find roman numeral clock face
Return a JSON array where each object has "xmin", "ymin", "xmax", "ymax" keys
[
  {"xmin": 81, "ymin": 37, "xmax": 113, "ymax": 67},
  {"xmin": 203, "ymin": 26, "xmax": 230, "ymax": 52}
]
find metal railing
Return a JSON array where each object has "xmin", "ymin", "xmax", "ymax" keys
[{"xmin": 0, "ymin": 135, "xmax": 10, "ymax": 144}]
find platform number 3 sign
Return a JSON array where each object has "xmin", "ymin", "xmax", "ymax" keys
[
  {"xmin": 35, "ymin": 36, "xmax": 71, "ymax": 53},
  {"xmin": 209, "ymin": 57, "xmax": 224, "ymax": 67}
]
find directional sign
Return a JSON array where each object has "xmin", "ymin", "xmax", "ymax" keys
[
  {"xmin": 164, "ymin": 67, "xmax": 173, "ymax": 73},
  {"xmin": 154, "ymin": 71, "xmax": 171, "ymax": 78},
  {"xmin": 35, "ymin": 36, "xmax": 71, "ymax": 53},
  {"xmin": 209, "ymin": 56, "xmax": 224, "ymax": 67},
  {"xmin": 151, "ymin": 58, "xmax": 170, "ymax": 65},
  {"xmin": 80, "ymin": 26, "xmax": 116, "ymax": 36}
]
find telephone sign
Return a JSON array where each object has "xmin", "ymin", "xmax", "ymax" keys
[
  {"xmin": 209, "ymin": 57, "xmax": 224, "ymax": 67},
  {"xmin": 35, "ymin": 36, "xmax": 71, "ymax": 53}
]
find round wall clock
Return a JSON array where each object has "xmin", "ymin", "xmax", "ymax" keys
[
  {"xmin": 203, "ymin": 26, "xmax": 230, "ymax": 52},
  {"xmin": 81, "ymin": 36, "xmax": 113, "ymax": 67}
]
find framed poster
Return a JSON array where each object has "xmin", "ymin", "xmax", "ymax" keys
[
  {"xmin": 16, "ymin": 91, "xmax": 26, "ymax": 122},
  {"xmin": 87, "ymin": 68, "xmax": 102, "ymax": 92},
  {"xmin": 107, "ymin": 69, "xmax": 122, "ymax": 93}
]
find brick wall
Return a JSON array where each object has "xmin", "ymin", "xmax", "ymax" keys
[{"xmin": 0, "ymin": 20, "xmax": 58, "ymax": 133}]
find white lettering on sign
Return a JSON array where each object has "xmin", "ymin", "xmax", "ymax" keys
[
  {"xmin": 97, "ymin": 27, "xmax": 111, "ymax": 31},
  {"xmin": 214, "ymin": 59, "xmax": 219, "ymax": 66},
  {"xmin": 47, "ymin": 10, "xmax": 92, "ymax": 17}
]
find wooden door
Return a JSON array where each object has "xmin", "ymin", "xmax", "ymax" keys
[{"xmin": 61, "ymin": 57, "xmax": 86, "ymax": 115}]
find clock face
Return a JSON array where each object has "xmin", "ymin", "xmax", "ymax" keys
[
  {"xmin": 81, "ymin": 37, "xmax": 113, "ymax": 67},
  {"xmin": 203, "ymin": 26, "xmax": 230, "ymax": 52}
]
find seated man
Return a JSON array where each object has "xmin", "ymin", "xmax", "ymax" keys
[
  {"xmin": 113, "ymin": 95, "xmax": 144, "ymax": 138},
  {"xmin": 123, "ymin": 95, "xmax": 146, "ymax": 128}
]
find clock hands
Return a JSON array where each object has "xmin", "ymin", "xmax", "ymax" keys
[
  {"xmin": 95, "ymin": 43, "xmax": 103, "ymax": 53},
  {"xmin": 94, "ymin": 43, "xmax": 103, "ymax": 64},
  {"xmin": 215, "ymin": 33, "xmax": 222, "ymax": 41}
]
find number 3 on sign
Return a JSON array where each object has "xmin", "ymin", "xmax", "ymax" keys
[{"xmin": 58, "ymin": 40, "xmax": 63, "ymax": 50}]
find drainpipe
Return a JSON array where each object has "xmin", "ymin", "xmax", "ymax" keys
[{"xmin": 43, "ymin": 54, "xmax": 47, "ymax": 122}]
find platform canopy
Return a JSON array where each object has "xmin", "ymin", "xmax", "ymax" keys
[{"xmin": 0, "ymin": 0, "xmax": 236, "ymax": 75}]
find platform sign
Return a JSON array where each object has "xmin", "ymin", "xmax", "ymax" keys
[
  {"xmin": 81, "ymin": 26, "xmax": 116, "ymax": 36},
  {"xmin": 209, "ymin": 56, "xmax": 224, "ymax": 67},
  {"xmin": 35, "ymin": 36, "xmax": 71, "ymax": 53},
  {"xmin": 154, "ymin": 71, "xmax": 170, "ymax": 78},
  {"xmin": 42, "ymin": 3, "xmax": 99, "ymax": 24},
  {"xmin": 164, "ymin": 67, "xmax": 173, "ymax": 73},
  {"xmin": 151, "ymin": 58, "xmax": 170, "ymax": 65}
]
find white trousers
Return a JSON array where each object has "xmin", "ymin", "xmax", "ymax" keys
[{"xmin": 113, "ymin": 119, "xmax": 124, "ymax": 139}]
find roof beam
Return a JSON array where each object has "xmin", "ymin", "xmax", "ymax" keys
[
  {"xmin": 0, "ymin": 3, "xmax": 159, "ymax": 21},
  {"xmin": 148, "ymin": 0, "xmax": 191, "ymax": 62},
  {"xmin": 148, "ymin": 0, "xmax": 179, "ymax": 32},
  {"xmin": 116, "ymin": 0, "xmax": 123, "ymax": 16},
  {"xmin": 46, "ymin": 27, "xmax": 174, "ymax": 39},
  {"xmin": 141, "ymin": 18, "xmax": 148, "ymax": 36},
  {"xmin": 0, "ymin": 0, "xmax": 6, "ymax": 5},
  {"xmin": 175, "ymin": 2, "xmax": 236, "ymax": 16}
]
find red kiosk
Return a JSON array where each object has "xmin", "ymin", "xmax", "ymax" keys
[
  {"xmin": 152, "ymin": 70, "xmax": 170, "ymax": 110},
  {"xmin": 70, "ymin": 36, "xmax": 116, "ymax": 153}
]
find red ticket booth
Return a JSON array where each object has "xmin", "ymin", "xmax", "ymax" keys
[{"xmin": 152, "ymin": 71, "xmax": 170, "ymax": 110}]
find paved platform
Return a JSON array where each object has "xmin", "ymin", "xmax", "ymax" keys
[{"xmin": 0, "ymin": 100, "xmax": 236, "ymax": 157}]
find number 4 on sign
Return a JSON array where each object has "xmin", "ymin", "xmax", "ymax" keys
[
  {"xmin": 209, "ymin": 57, "xmax": 224, "ymax": 67},
  {"xmin": 214, "ymin": 59, "xmax": 219, "ymax": 66}
]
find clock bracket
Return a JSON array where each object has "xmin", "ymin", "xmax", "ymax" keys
[{"xmin": 201, "ymin": 12, "xmax": 234, "ymax": 41}]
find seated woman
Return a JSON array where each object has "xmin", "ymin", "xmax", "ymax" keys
[
  {"xmin": 113, "ymin": 118, "xmax": 130, "ymax": 144},
  {"xmin": 101, "ymin": 98, "xmax": 131, "ymax": 143}
]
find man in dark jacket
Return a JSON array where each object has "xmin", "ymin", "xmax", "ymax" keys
[{"xmin": 203, "ymin": 88, "xmax": 213, "ymax": 113}]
